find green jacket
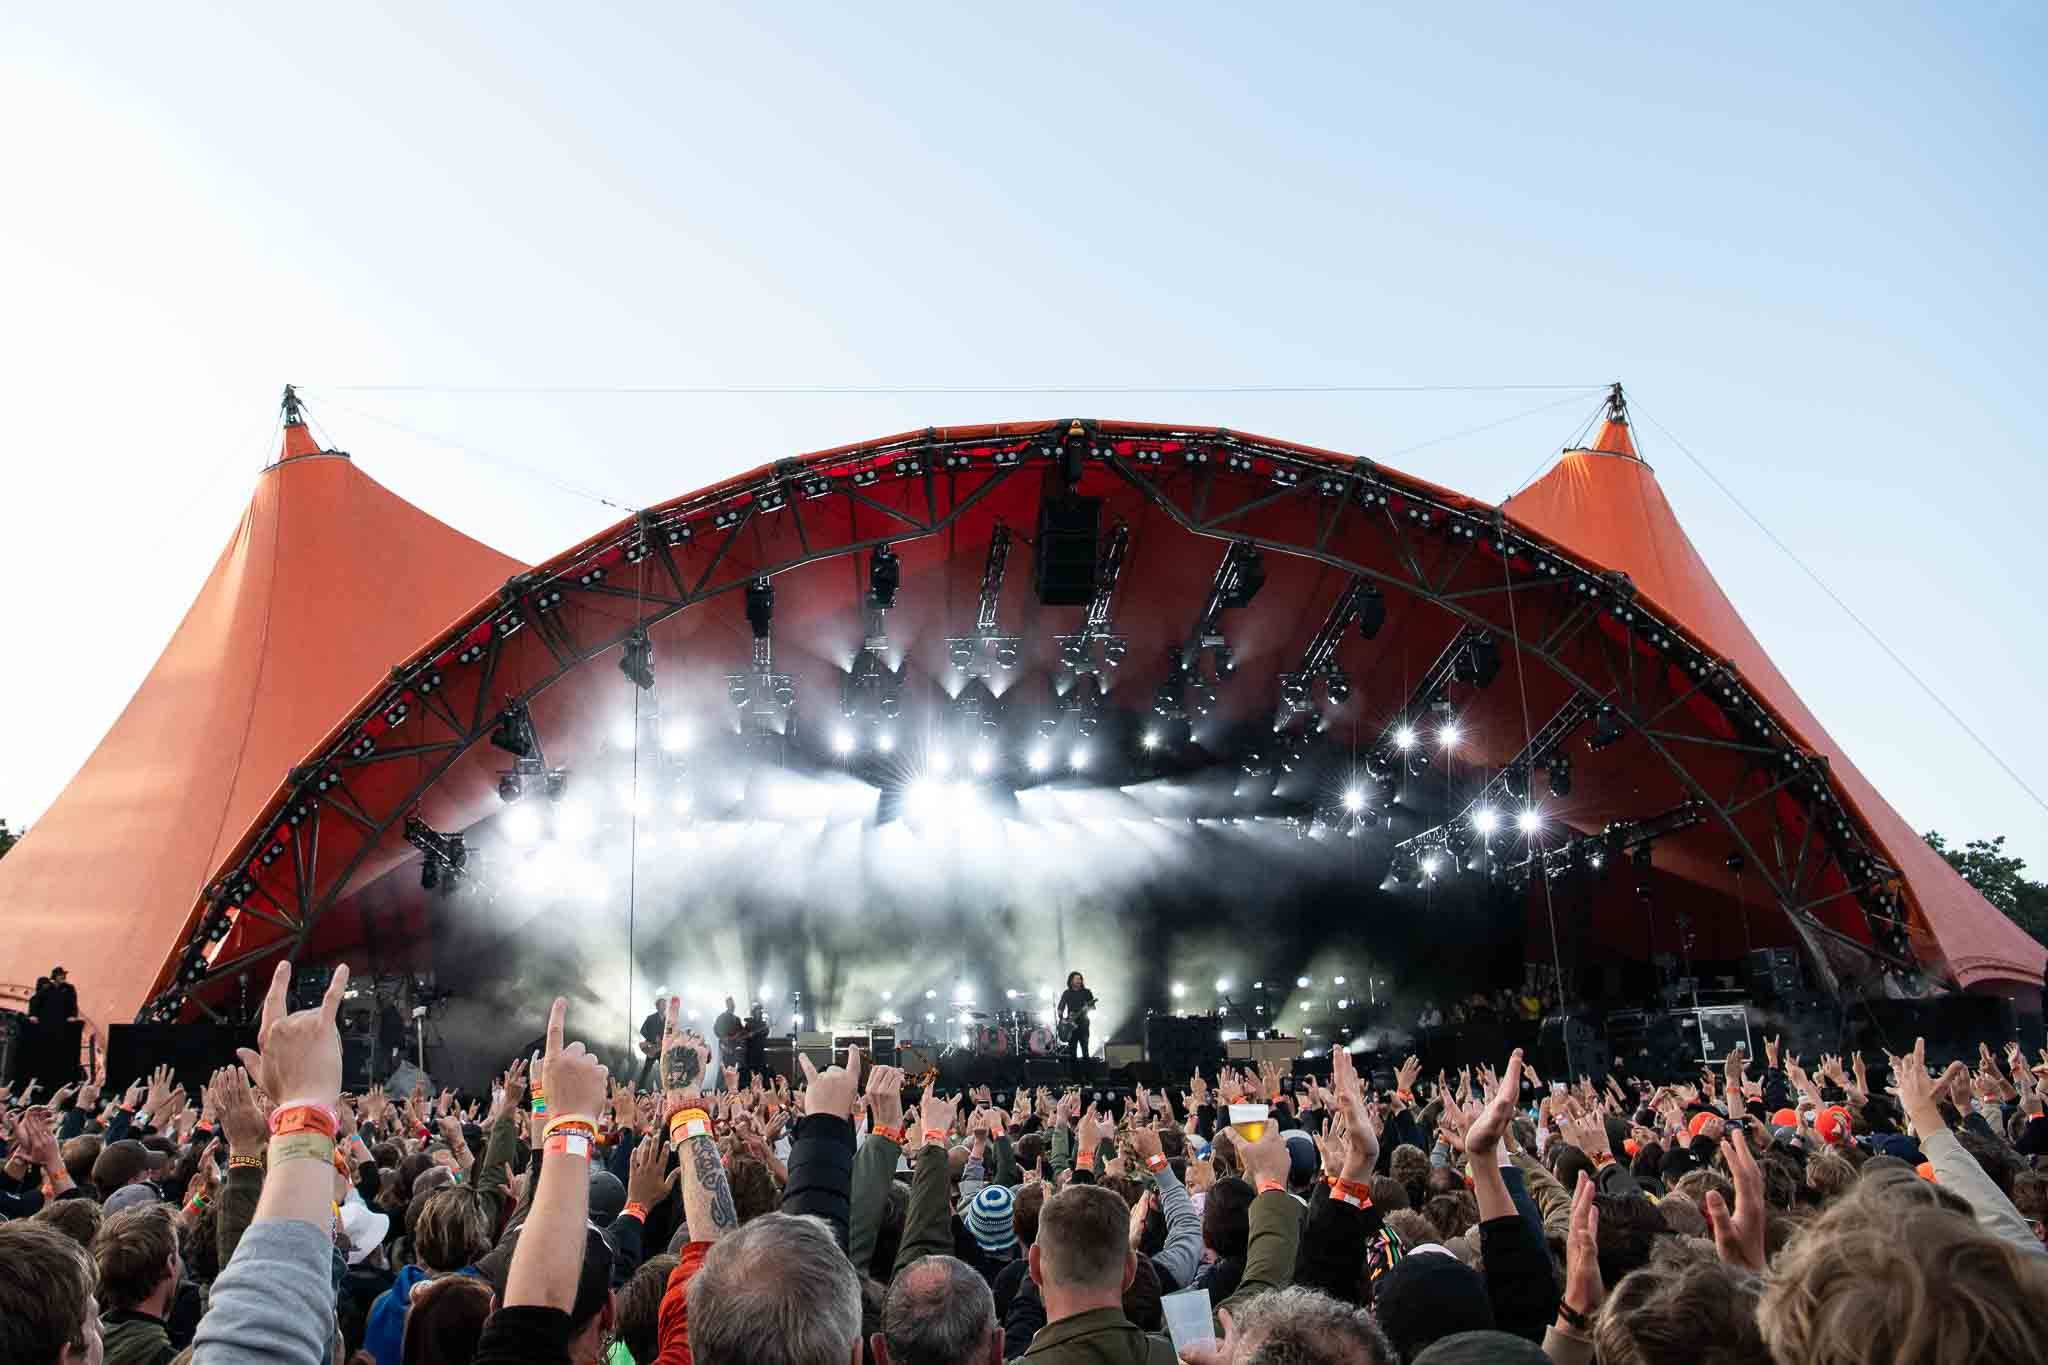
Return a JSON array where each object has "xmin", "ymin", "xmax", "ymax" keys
[
  {"xmin": 848, "ymin": 1131, "xmax": 904, "ymax": 1273},
  {"xmin": 1018, "ymin": 1306, "xmax": 1176, "ymax": 1365},
  {"xmin": 896, "ymin": 1142, "xmax": 955, "ymax": 1275},
  {"xmin": 1216, "ymin": 1189, "xmax": 1302, "ymax": 1321},
  {"xmin": 217, "ymin": 1161, "xmax": 263, "ymax": 1271},
  {"xmin": 100, "ymin": 1310, "xmax": 175, "ymax": 1365}
]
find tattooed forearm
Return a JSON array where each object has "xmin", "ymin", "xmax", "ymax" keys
[{"xmin": 689, "ymin": 1133, "xmax": 738, "ymax": 1230}]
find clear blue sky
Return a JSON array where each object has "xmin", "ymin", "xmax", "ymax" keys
[{"xmin": 2, "ymin": 3, "xmax": 2043, "ymax": 873}]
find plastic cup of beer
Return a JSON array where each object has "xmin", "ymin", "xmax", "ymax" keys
[{"xmin": 1229, "ymin": 1102, "xmax": 1269, "ymax": 1142}]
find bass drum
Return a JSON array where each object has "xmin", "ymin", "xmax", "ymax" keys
[{"xmin": 1025, "ymin": 1026, "xmax": 1058, "ymax": 1056}]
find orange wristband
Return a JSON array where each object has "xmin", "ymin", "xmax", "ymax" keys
[
  {"xmin": 872, "ymin": 1125, "xmax": 906, "ymax": 1145},
  {"xmin": 1075, "ymin": 1150, "xmax": 1096, "ymax": 1171},
  {"xmin": 270, "ymin": 1105, "xmax": 339, "ymax": 1140},
  {"xmin": 1146, "ymin": 1153, "xmax": 1168, "ymax": 1172},
  {"xmin": 621, "ymin": 1201, "xmax": 649, "ymax": 1222},
  {"xmin": 1256, "ymin": 1178, "xmax": 1286, "ymax": 1195}
]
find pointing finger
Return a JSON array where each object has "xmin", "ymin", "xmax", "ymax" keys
[
  {"xmin": 545, "ymin": 997, "xmax": 567, "ymax": 1060},
  {"xmin": 261, "ymin": 961, "xmax": 290, "ymax": 1037},
  {"xmin": 322, "ymin": 964, "xmax": 351, "ymax": 1022}
]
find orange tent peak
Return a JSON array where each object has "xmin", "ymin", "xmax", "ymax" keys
[
  {"xmin": 1579, "ymin": 382, "xmax": 1640, "ymax": 460},
  {"xmin": 273, "ymin": 384, "xmax": 338, "ymax": 464}
]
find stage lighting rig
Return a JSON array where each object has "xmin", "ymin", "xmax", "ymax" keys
[
  {"xmin": 490, "ymin": 701, "xmax": 538, "ymax": 759},
  {"xmin": 1546, "ymin": 756, "xmax": 1572, "ymax": 797},
  {"xmin": 947, "ymin": 527, "xmax": 1027, "ymax": 681},
  {"xmin": 866, "ymin": 544, "xmax": 900, "ymax": 611},
  {"xmin": 1052, "ymin": 524, "xmax": 1130, "ymax": 680},
  {"xmin": 405, "ymin": 812, "xmax": 468, "ymax": 896},
  {"xmin": 1589, "ymin": 702, "xmax": 1625, "ymax": 751},
  {"xmin": 728, "ymin": 576, "xmax": 796, "ymax": 734},
  {"xmin": 618, "ymin": 628, "xmax": 655, "ymax": 690},
  {"xmin": 1453, "ymin": 633, "xmax": 1502, "ymax": 690}
]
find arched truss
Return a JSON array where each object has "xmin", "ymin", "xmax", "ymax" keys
[{"xmin": 139, "ymin": 417, "xmax": 1922, "ymax": 1021}]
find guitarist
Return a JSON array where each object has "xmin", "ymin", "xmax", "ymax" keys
[
  {"xmin": 635, "ymin": 993, "xmax": 669, "ymax": 1089},
  {"xmin": 712, "ymin": 996, "xmax": 746, "ymax": 1088},
  {"xmin": 1057, "ymin": 971, "xmax": 1097, "ymax": 1073}
]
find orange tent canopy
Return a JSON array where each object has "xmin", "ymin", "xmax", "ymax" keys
[
  {"xmin": 0, "ymin": 418, "xmax": 522, "ymax": 1033},
  {"xmin": 1504, "ymin": 419, "xmax": 2043, "ymax": 991}
]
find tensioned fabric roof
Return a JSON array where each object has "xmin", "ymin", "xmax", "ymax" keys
[
  {"xmin": 0, "ymin": 419, "xmax": 523, "ymax": 1032},
  {"xmin": 5, "ymin": 400, "xmax": 2037, "ymax": 1030},
  {"xmin": 1503, "ymin": 421, "xmax": 2043, "ymax": 992}
]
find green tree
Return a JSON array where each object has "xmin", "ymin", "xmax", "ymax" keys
[
  {"xmin": 0, "ymin": 818, "xmax": 16, "ymax": 860},
  {"xmin": 1924, "ymin": 831, "xmax": 2048, "ymax": 948}
]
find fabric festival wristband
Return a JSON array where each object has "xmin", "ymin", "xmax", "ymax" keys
[
  {"xmin": 544, "ymin": 1131, "xmax": 594, "ymax": 1160},
  {"xmin": 228, "ymin": 1154, "xmax": 265, "ymax": 1170},
  {"xmin": 1594, "ymin": 1152, "xmax": 1617, "ymax": 1169},
  {"xmin": 872, "ymin": 1125, "xmax": 905, "ymax": 1145},
  {"xmin": 621, "ymin": 1201, "xmax": 649, "ymax": 1222},
  {"xmin": 1146, "ymin": 1153, "xmax": 1169, "ymax": 1172},
  {"xmin": 270, "ymin": 1104, "xmax": 340, "ymax": 1139},
  {"xmin": 269, "ymin": 1132, "xmax": 336, "ymax": 1167},
  {"xmin": 542, "ymin": 1115, "xmax": 601, "ymax": 1141},
  {"xmin": 1074, "ymin": 1151, "xmax": 1095, "ymax": 1170},
  {"xmin": 1256, "ymin": 1178, "xmax": 1286, "ymax": 1195}
]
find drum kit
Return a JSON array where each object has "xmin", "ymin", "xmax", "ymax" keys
[{"xmin": 950, "ymin": 1007, "xmax": 1060, "ymax": 1057}]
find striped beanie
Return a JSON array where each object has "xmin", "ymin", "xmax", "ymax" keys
[{"xmin": 966, "ymin": 1184, "xmax": 1018, "ymax": 1253}]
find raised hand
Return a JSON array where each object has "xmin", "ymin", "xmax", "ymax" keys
[
  {"xmin": 207, "ymin": 1066, "xmax": 270, "ymax": 1155},
  {"xmin": 539, "ymin": 997, "xmax": 609, "ymax": 1124},
  {"xmin": 1077, "ymin": 1103, "xmax": 1105, "ymax": 1160},
  {"xmin": 866, "ymin": 1063, "xmax": 906, "ymax": 1135},
  {"xmin": 1330, "ymin": 1048, "xmax": 1379, "ymax": 1180},
  {"xmin": 798, "ymin": 1045, "xmax": 862, "ymax": 1120},
  {"xmin": 1723, "ymin": 1047, "xmax": 1749, "ymax": 1119},
  {"xmin": 1465, "ymin": 1050, "xmax": 1524, "ymax": 1160},
  {"xmin": 1561, "ymin": 1172, "xmax": 1605, "ymax": 1328},
  {"xmin": 235, "ymin": 961, "xmax": 348, "ymax": 1113},
  {"xmin": 1395, "ymin": 1054, "xmax": 1422, "ymax": 1096},
  {"xmin": 1233, "ymin": 1118, "xmax": 1290, "ymax": 1189},
  {"xmin": 1705, "ymin": 1119, "xmax": 1766, "ymax": 1271},
  {"xmin": 918, "ymin": 1088, "xmax": 959, "ymax": 1149},
  {"xmin": 627, "ymin": 1127, "xmax": 677, "ymax": 1207}
]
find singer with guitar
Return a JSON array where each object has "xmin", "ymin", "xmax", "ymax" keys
[
  {"xmin": 1056, "ymin": 970, "xmax": 1096, "ymax": 1073},
  {"xmin": 635, "ymin": 993, "xmax": 670, "ymax": 1088}
]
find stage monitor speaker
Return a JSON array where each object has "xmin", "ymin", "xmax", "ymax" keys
[
  {"xmin": 1535, "ymin": 1014, "xmax": 1599, "ymax": 1079},
  {"xmin": 342, "ymin": 1036, "xmax": 378, "ymax": 1091},
  {"xmin": 1024, "ymin": 1057, "xmax": 1065, "ymax": 1087},
  {"xmin": 1033, "ymin": 495, "xmax": 1101, "ymax": 605},
  {"xmin": 106, "ymin": 1022, "xmax": 258, "ymax": 1097},
  {"xmin": 0, "ymin": 1011, "xmax": 23, "ymax": 1084}
]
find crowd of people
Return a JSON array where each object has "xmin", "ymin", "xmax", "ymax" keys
[{"xmin": 3, "ymin": 959, "xmax": 2047, "ymax": 1365}]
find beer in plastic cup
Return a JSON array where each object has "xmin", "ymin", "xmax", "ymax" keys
[{"xmin": 1229, "ymin": 1102, "xmax": 1269, "ymax": 1142}]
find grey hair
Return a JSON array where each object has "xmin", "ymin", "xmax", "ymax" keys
[
  {"xmin": 882, "ymin": 1255, "xmax": 995, "ymax": 1365},
  {"xmin": 687, "ymin": 1213, "xmax": 862, "ymax": 1365},
  {"xmin": 1230, "ymin": 1286, "xmax": 1396, "ymax": 1365}
]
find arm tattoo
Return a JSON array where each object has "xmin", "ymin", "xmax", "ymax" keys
[{"xmin": 690, "ymin": 1134, "xmax": 738, "ymax": 1229}]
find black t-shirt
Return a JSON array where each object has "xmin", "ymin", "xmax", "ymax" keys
[
  {"xmin": 640, "ymin": 1011, "xmax": 664, "ymax": 1044},
  {"xmin": 712, "ymin": 1010, "xmax": 742, "ymax": 1043},
  {"xmin": 1058, "ymin": 987, "xmax": 1095, "ymax": 1020},
  {"xmin": 29, "ymin": 979, "xmax": 77, "ymax": 1022}
]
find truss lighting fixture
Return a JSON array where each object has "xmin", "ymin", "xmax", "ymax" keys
[
  {"xmin": 1548, "ymin": 757, "xmax": 1572, "ymax": 798},
  {"xmin": 619, "ymin": 628, "xmax": 655, "ymax": 690},
  {"xmin": 1438, "ymin": 721, "xmax": 1462, "ymax": 749},
  {"xmin": 1341, "ymin": 787, "xmax": 1365, "ymax": 812},
  {"xmin": 1325, "ymin": 671, "xmax": 1351, "ymax": 705},
  {"xmin": 831, "ymin": 727, "xmax": 856, "ymax": 757},
  {"xmin": 1296, "ymin": 975, "xmax": 1311, "ymax": 988},
  {"xmin": 1420, "ymin": 852, "xmax": 1443, "ymax": 879},
  {"xmin": 1458, "ymin": 635, "xmax": 1501, "ymax": 690},
  {"xmin": 1141, "ymin": 729, "xmax": 1161, "ymax": 751},
  {"xmin": 1517, "ymin": 807, "xmax": 1543, "ymax": 835},
  {"xmin": 970, "ymin": 745, "xmax": 994, "ymax": 775},
  {"xmin": 1070, "ymin": 745, "xmax": 1090, "ymax": 771},
  {"xmin": 1472, "ymin": 805, "xmax": 1501, "ymax": 837},
  {"xmin": 1171, "ymin": 981, "xmax": 1186, "ymax": 998},
  {"xmin": 1393, "ymin": 724, "xmax": 1418, "ymax": 751},
  {"xmin": 1028, "ymin": 744, "xmax": 1052, "ymax": 773},
  {"xmin": 490, "ymin": 703, "xmax": 536, "ymax": 759},
  {"xmin": 1215, "ymin": 977, "xmax": 1231, "ymax": 992},
  {"xmin": 498, "ymin": 773, "xmax": 523, "ymax": 802},
  {"xmin": 1590, "ymin": 705, "xmax": 1625, "ymax": 751},
  {"xmin": 1501, "ymin": 764, "xmax": 1530, "ymax": 802},
  {"xmin": 877, "ymin": 730, "xmax": 897, "ymax": 754}
]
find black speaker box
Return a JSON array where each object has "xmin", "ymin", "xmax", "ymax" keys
[
  {"xmin": 106, "ymin": 1023, "xmax": 259, "ymax": 1097},
  {"xmin": 1033, "ymin": 495, "xmax": 1101, "ymax": 605}
]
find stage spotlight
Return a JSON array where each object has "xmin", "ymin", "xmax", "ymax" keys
[
  {"xmin": 1215, "ymin": 978, "xmax": 1231, "ymax": 993},
  {"xmin": 1438, "ymin": 721, "xmax": 1461, "ymax": 749},
  {"xmin": 1005, "ymin": 988, "xmax": 1018, "ymax": 1000},
  {"xmin": 1028, "ymin": 744, "xmax": 1052, "ymax": 773},
  {"xmin": 1296, "ymin": 975, "xmax": 1312, "ymax": 988},
  {"xmin": 1355, "ymin": 583, "xmax": 1386, "ymax": 640},
  {"xmin": 1333, "ymin": 975, "xmax": 1346, "ymax": 985},
  {"xmin": 929, "ymin": 747, "xmax": 953, "ymax": 776},
  {"xmin": 1517, "ymin": 807, "xmax": 1543, "ymax": 835},
  {"xmin": 1171, "ymin": 981, "xmax": 1186, "ymax": 998},
  {"xmin": 1141, "ymin": 729, "xmax": 1161, "ymax": 751},
  {"xmin": 1459, "ymin": 634, "xmax": 1501, "ymax": 690},
  {"xmin": 970, "ymin": 745, "xmax": 994, "ymax": 775},
  {"xmin": 1589, "ymin": 849, "xmax": 1605, "ymax": 870},
  {"xmin": 1548, "ymin": 757, "xmax": 1571, "ymax": 798},
  {"xmin": 1472, "ymin": 806, "xmax": 1501, "ymax": 837},
  {"xmin": 947, "ymin": 639, "xmax": 974, "ymax": 670},
  {"xmin": 661, "ymin": 721, "xmax": 692, "ymax": 752},
  {"xmin": 877, "ymin": 729, "xmax": 897, "ymax": 753},
  {"xmin": 924, "ymin": 1011, "xmax": 936, "ymax": 1023},
  {"xmin": 761, "ymin": 982, "xmax": 776, "ymax": 1000},
  {"xmin": 498, "ymin": 772, "xmax": 523, "ymax": 802},
  {"xmin": 1326, "ymin": 671, "xmax": 1351, "ymax": 705},
  {"xmin": 1590, "ymin": 704, "xmax": 1624, "ymax": 750},
  {"xmin": 1393, "ymin": 724, "xmax": 1418, "ymax": 751},
  {"xmin": 925, "ymin": 988, "xmax": 938, "ymax": 999},
  {"xmin": 1341, "ymin": 787, "xmax": 1365, "ymax": 812},
  {"xmin": 490, "ymin": 703, "xmax": 536, "ymax": 759},
  {"xmin": 503, "ymin": 803, "xmax": 543, "ymax": 844},
  {"xmin": 831, "ymin": 727, "xmax": 856, "ymax": 757},
  {"xmin": 1070, "ymin": 745, "xmax": 1090, "ymax": 771},
  {"xmin": 619, "ymin": 628, "xmax": 655, "ymax": 690},
  {"xmin": 1420, "ymin": 852, "xmax": 1443, "ymax": 879},
  {"xmin": 420, "ymin": 860, "xmax": 439, "ymax": 891},
  {"xmin": 544, "ymin": 770, "xmax": 568, "ymax": 801}
]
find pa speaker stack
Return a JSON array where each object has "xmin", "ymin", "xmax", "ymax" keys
[
  {"xmin": 1537, "ymin": 1014, "xmax": 1610, "ymax": 1080},
  {"xmin": 1033, "ymin": 495, "xmax": 1101, "ymax": 605},
  {"xmin": 1745, "ymin": 948, "xmax": 1804, "ymax": 1001}
]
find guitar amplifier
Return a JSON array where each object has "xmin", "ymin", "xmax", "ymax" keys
[
  {"xmin": 1224, "ymin": 1038, "xmax": 1303, "ymax": 1066},
  {"xmin": 865, "ymin": 1025, "xmax": 897, "ymax": 1065}
]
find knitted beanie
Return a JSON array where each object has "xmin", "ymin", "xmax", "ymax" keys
[{"xmin": 966, "ymin": 1184, "xmax": 1018, "ymax": 1253}]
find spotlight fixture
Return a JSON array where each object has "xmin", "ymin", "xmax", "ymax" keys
[
  {"xmin": 1516, "ymin": 807, "xmax": 1542, "ymax": 835},
  {"xmin": 490, "ymin": 702, "xmax": 536, "ymax": 759},
  {"xmin": 1141, "ymin": 729, "xmax": 1161, "ymax": 751},
  {"xmin": 1393, "ymin": 724, "xmax": 1418, "ymax": 751},
  {"xmin": 1456, "ymin": 634, "xmax": 1501, "ymax": 690},
  {"xmin": 1547, "ymin": 756, "xmax": 1572, "ymax": 798},
  {"xmin": 1420, "ymin": 853, "xmax": 1443, "ymax": 879},
  {"xmin": 1215, "ymin": 977, "xmax": 1231, "ymax": 993},
  {"xmin": 1501, "ymin": 764, "xmax": 1530, "ymax": 802},
  {"xmin": 498, "ymin": 772, "xmax": 523, "ymax": 802},
  {"xmin": 1589, "ymin": 704, "xmax": 1625, "ymax": 751},
  {"xmin": 1296, "ymin": 975, "xmax": 1311, "ymax": 988},
  {"xmin": 1438, "ymin": 721, "xmax": 1461, "ymax": 749},
  {"xmin": 618, "ymin": 628, "xmax": 655, "ymax": 690},
  {"xmin": 1170, "ymin": 981, "xmax": 1186, "ymax": 999},
  {"xmin": 929, "ymin": 747, "xmax": 953, "ymax": 776},
  {"xmin": 970, "ymin": 745, "xmax": 994, "ymax": 775},
  {"xmin": 877, "ymin": 730, "xmax": 897, "ymax": 754},
  {"xmin": 1069, "ymin": 745, "xmax": 1090, "ymax": 771},
  {"xmin": 1027, "ymin": 745, "xmax": 1052, "ymax": 773},
  {"xmin": 1341, "ymin": 787, "xmax": 1365, "ymax": 812},
  {"xmin": 1471, "ymin": 806, "xmax": 1501, "ymax": 837},
  {"xmin": 831, "ymin": 727, "xmax": 856, "ymax": 757}
]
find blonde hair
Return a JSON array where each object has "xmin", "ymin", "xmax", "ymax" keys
[{"xmin": 1758, "ymin": 1172, "xmax": 2048, "ymax": 1364}]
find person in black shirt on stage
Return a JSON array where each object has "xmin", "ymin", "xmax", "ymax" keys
[
  {"xmin": 1056, "ymin": 970, "xmax": 1096, "ymax": 1072},
  {"xmin": 635, "ymin": 993, "xmax": 668, "ymax": 1089},
  {"xmin": 28, "ymin": 966, "xmax": 79, "ymax": 1024}
]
